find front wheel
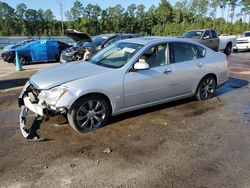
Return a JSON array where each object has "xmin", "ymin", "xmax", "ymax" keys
[
  {"xmin": 195, "ymin": 76, "xmax": 216, "ymax": 101},
  {"xmin": 67, "ymin": 95, "xmax": 110, "ymax": 133},
  {"xmin": 14, "ymin": 56, "xmax": 28, "ymax": 65}
]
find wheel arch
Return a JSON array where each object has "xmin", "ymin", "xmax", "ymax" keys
[
  {"xmin": 194, "ymin": 73, "xmax": 218, "ymax": 100},
  {"xmin": 226, "ymin": 41, "xmax": 232, "ymax": 47},
  {"xmin": 195, "ymin": 73, "xmax": 218, "ymax": 93},
  {"xmin": 69, "ymin": 92, "xmax": 113, "ymax": 116},
  {"xmin": 201, "ymin": 73, "xmax": 217, "ymax": 86}
]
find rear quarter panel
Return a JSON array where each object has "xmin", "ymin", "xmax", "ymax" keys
[{"xmin": 198, "ymin": 49, "xmax": 228, "ymax": 87}]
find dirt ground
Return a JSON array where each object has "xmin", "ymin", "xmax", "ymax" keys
[{"xmin": 0, "ymin": 51, "xmax": 249, "ymax": 188}]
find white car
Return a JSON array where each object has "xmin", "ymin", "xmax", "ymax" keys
[{"xmin": 233, "ymin": 31, "xmax": 250, "ymax": 51}]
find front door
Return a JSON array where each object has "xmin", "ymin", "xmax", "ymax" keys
[
  {"xmin": 31, "ymin": 40, "xmax": 48, "ymax": 62},
  {"xmin": 124, "ymin": 44, "xmax": 176, "ymax": 107}
]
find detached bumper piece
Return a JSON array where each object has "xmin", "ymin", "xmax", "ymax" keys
[{"xmin": 19, "ymin": 106, "xmax": 45, "ymax": 141}]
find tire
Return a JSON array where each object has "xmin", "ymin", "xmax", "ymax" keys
[
  {"xmin": 20, "ymin": 57, "xmax": 27, "ymax": 65},
  {"xmin": 233, "ymin": 49, "xmax": 238, "ymax": 52},
  {"xmin": 224, "ymin": 43, "xmax": 232, "ymax": 55},
  {"xmin": 195, "ymin": 76, "xmax": 216, "ymax": 101},
  {"xmin": 14, "ymin": 56, "xmax": 27, "ymax": 65},
  {"xmin": 67, "ymin": 95, "xmax": 110, "ymax": 133}
]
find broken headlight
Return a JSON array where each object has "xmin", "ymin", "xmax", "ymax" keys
[{"xmin": 38, "ymin": 86, "xmax": 68, "ymax": 106}]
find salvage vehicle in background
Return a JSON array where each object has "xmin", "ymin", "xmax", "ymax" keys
[
  {"xmin": 1, "ymin": 40, "xmax": 70, "ymax": 65},
  {"xmin": 3, "ymin": 39, "xmax": 36, "ymax": 52},
  {"xmin": 18, "ymin": 37, "xmax": 229, "ymax": 140},
  {"xmin": 233, "ymin": 31, "xmax": 250, "ymax": 52},
  {"xmin": 182, "ymin": 29, "xmax": 236, "ymax": 55},
  {"xmin": 60, "ymin": 29, "xmax": 141, "ymax": 63}
]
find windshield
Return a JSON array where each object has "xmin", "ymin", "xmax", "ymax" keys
[
  {"xmin": 89, "ymin": 42, "xmax": 143, "ymax": 68},
  {"xmin": 183, "ymin": 31, "xmax": 203, "ymax": 39},
  {"xmin": 91, "ymin": 36, "xmax": 107, "ymax": 46},
  {"xmin": 244, "ymin": 32, "xmax": 250, "ymax": 37}
]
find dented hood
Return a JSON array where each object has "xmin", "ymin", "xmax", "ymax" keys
[
  {"xmin": 65, "ymin": 29, "xmax": 92, "ymax": 43},
  {"xmin": 30, "ymin": 61, "xmax": 111, "ymax": 90}
]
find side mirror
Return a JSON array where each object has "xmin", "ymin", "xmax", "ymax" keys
[
  {"xmin": 202, "ymin": 36, "xmax": 210, "ymax": 40},
  {"xmin": 134, "ymin": 60, "xmax": 149, "ymax": 70}
]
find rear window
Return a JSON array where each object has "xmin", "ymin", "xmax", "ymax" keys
[
  {"xmin": 183, "ymin": 31, "xmax": 203, "ymax": 39},
  {"xmin": 172, "ymin": 42, "xmax": 206, "ymax": 63}
]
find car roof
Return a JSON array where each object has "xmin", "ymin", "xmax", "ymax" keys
[
  {"xmin": 185, "ymin": 29, "xmax": 216, "ymax": 32},
  {"xmin": 121, "ymin": 36, "xmax": 207, "ymax": 47},
  {"xmin": 97, "ymin": 33, "xmax": 139, "ymax": 39}
]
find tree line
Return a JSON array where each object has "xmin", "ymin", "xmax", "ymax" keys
[{"xmin": 0, "ymin": 0, "xmax": 250, "ymax": 37}]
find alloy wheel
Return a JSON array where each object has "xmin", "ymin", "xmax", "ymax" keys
[
  {"xmin": 76, "ymin": 99, "xmax": 107, "ymax": 131},
  {"xmin": 199, "ymin": 77, "xmax": 216, "ymax": 100}
]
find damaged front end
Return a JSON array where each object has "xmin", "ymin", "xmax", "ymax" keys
[
  {"xmin": 18, "ymin": 81, "xmax": 67, "ymax": 141},
  {"xmin": 1, "ymin": 50, "xmax": 15, "ymax": 63}
]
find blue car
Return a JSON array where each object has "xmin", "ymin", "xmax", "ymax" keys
[{"xmin": 1, "ymin": 40, "xmax": 70, "ymax": 65}]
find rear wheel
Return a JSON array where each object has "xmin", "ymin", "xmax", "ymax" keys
[
  {"xmin": 224, "ymin": 43, "xmax": 232, "ymax": 55},
  {"xmin": 67, "ymin": 95, "xmax": 110, "ymax": 133},
  {"xmin": 195, "ymin": 76, "xmax": 216, "ymax": 101}
]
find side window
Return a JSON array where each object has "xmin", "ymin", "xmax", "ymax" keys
[
  {"xmin": 196, "ymin": 45, "xmax": 206, "ymax": 59},
  {"xmin": 211, "ymin": 30, "xmax": 217, "ymax": 38},
  {"xmin": 138, "ymin": 44, "xmax": 168, "ymax": 68},
  {"xmin": 203, "ymin": 31, "xmax": 211, "ymax": 39},
  {"xmin": 172, "ymin": 42, "xmax": 205, "ymax": 63}
]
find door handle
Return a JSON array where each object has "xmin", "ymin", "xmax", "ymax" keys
[
  {"xmin": 197, "ymin": 62, "xmax": 204, "ymax": 68},
  {"xmin": 164, "ymin": 69, "xmax": 172, "ymax": 74}
]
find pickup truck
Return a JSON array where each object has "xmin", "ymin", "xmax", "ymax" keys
[{"xmin": 182, "ymin": 29, "xmax": 237, "ymax": 55}]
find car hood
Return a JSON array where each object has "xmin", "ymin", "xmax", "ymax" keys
[
  {"xmin": 30, "ymin": 61, "xmax": 111, "ymax": 90},
  {"xmin": 65, "ymin": 29, "xmax": 92, "ymax": 43},
  {"xmin": 237, "ymin": 36, "xmax": 250, "ymax": 41},
  {"xmin": 3, "ymin": 44, "xmax": 16, "ymax": 52}
]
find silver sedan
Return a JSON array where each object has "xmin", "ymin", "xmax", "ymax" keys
[{"xmin": 18, "ymin": 37, "xmax": 229, "ymax": 139}]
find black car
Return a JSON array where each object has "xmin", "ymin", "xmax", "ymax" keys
[{"xmin": 60, "ymin": 29, "xmax": 141, "ymax": 63}]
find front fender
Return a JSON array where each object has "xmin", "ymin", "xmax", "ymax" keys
[{"xmin": 55, "ymin": 88, "xmax": 118, "ymax": 116}]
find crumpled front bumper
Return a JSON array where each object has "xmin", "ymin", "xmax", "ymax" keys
[
  {"xmin": 18, "ymin": 81, "xmax": 46, "ymax": 116},
  {"xmin": 18, "ymin": 82, "xmax": 47, "ymax": 140}
]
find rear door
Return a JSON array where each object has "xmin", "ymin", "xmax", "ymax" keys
[{"xmin": 168, "ymin": 42, "xmax": 206, "ymax": 95}]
